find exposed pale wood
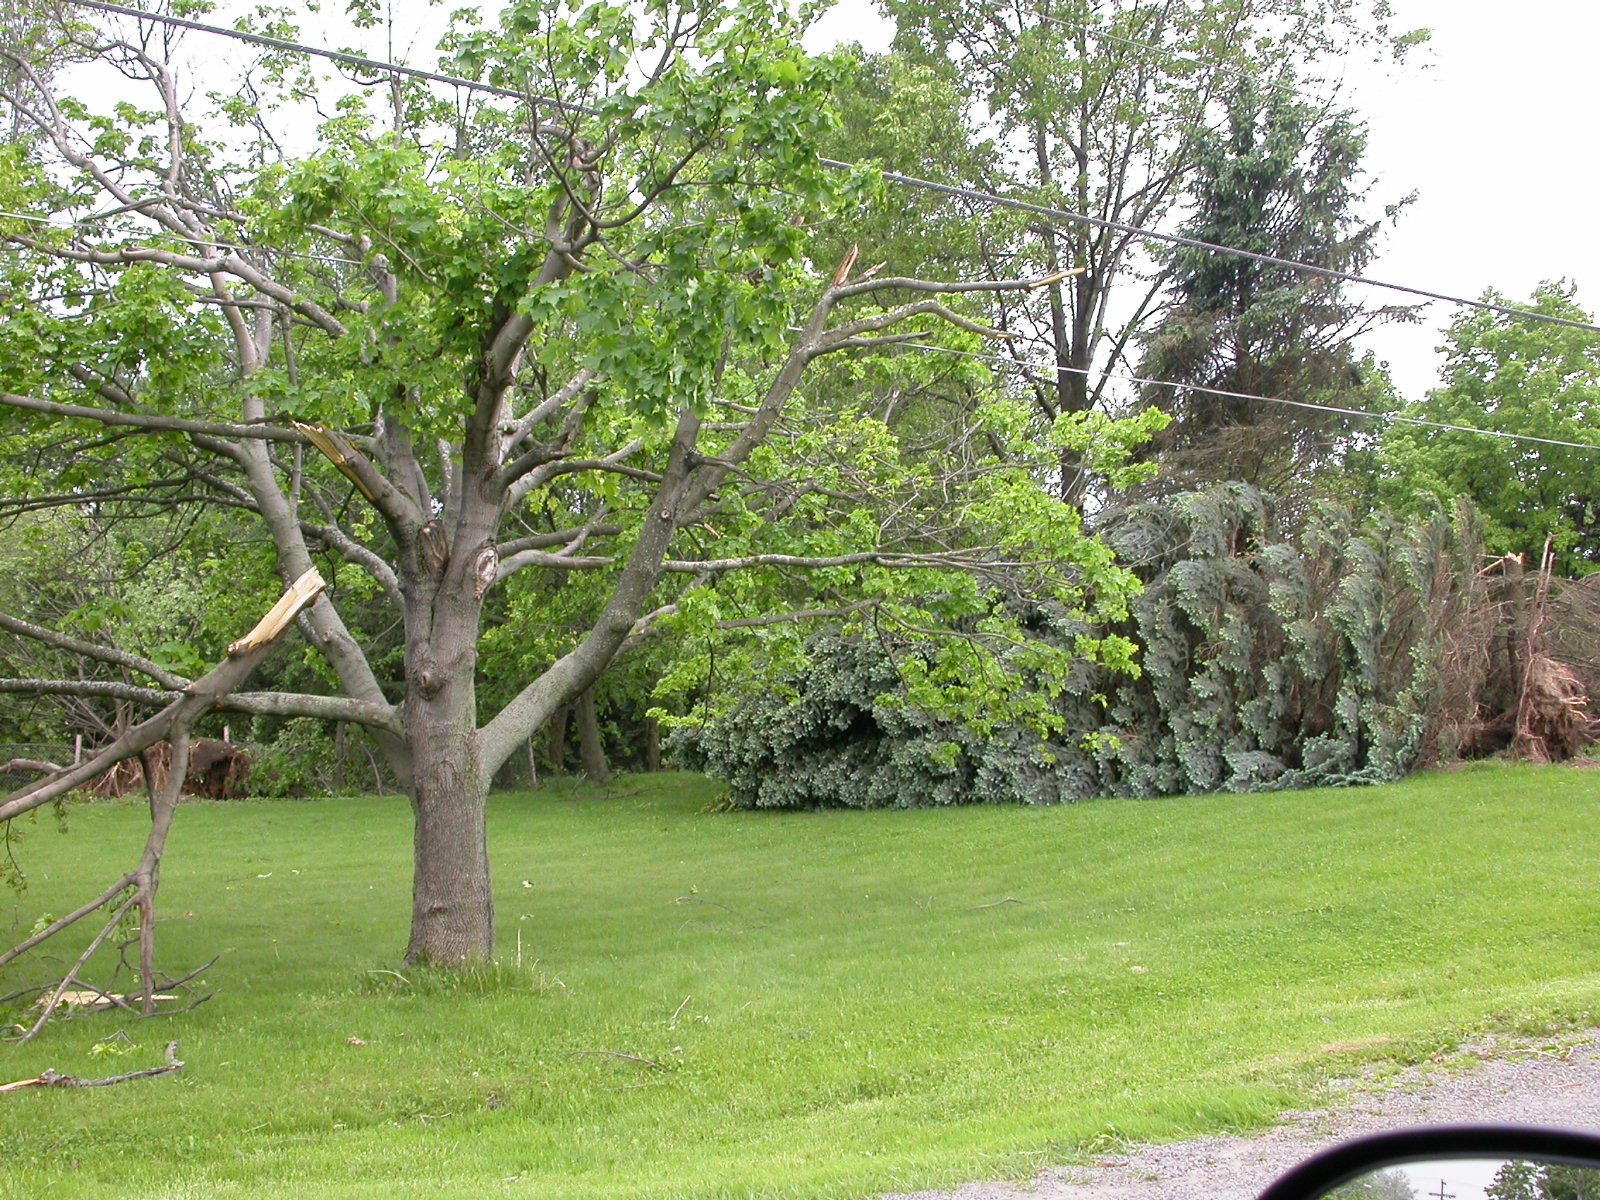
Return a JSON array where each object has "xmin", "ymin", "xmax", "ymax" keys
[
  {"xmin": 292, "ymin": 422, "xmax": 377, "ymax": 501},
  {"xmin": 227, "ymin": 567, "xmax": 326, "ymax": 657}
]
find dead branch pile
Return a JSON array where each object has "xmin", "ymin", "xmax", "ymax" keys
[
  {"xmin": 1516, "ymin": 655, "xmax": 1598, "ymax": 763},
  {"xmin": 1514, "ymin": 543, "xmax": 1600, "ymax": 763},
  {"xmin": 1438, "ymin": 546, "xmax": 1599, "ymax": 764}
]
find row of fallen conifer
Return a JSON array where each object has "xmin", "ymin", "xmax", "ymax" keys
[{"xmin": 675, "ymin": 485, "xmax": 1600, "ymax": 808}]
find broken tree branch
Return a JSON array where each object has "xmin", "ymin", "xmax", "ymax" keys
[
  {"xmin": 1, "ymin": 569, "xmax": 330, "ymax": 1038},
  {"xmin": 0, "ymin": 873, "xmax": 137, "ymax": 971},
  {"xmin": 15, "ymin": 894, "xmax": 138, "ymax": 1043},
  {"xmin": 0, "ymin": 1041, "xmax": 184, "ymax": 1092},
  {"xmin": 0, "ymin": 568, "xmax": 329, "ymax": 824}
]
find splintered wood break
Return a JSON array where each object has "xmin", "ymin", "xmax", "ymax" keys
[
  {"xmin": 1028, "ymin": 265, "xmax": 1089, "ymax": 289},
  {"xmin": 35, "ymin": 990, "xmax": 178, "ymax": 1012},
  {"xmin": 227, "ymin": 568, "xmax": 327, "ymax": 657},
  {"xmin": 292, "ymin": 422, "xmax": 377, "ymax": 501}
]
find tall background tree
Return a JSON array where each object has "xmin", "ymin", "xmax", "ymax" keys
[
  {"xmin": 1374, "ymin": 282, "xmax": 1600, "ymax": 574},
  {"xmin": 880, "ymin": 0, "xmax": 1421, "ymax": 501}
]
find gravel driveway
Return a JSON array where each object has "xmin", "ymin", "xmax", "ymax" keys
[{"xmin": 883, "ymin": 1035, "xmax": 1600, "ymax": 1200}]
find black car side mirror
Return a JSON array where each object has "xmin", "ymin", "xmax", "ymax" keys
[{"xmin": 1259, "ymin": 1127, "xmax": 1600, "ymax": 1200}]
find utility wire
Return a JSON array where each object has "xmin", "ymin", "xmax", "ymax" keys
[
  {"xmin": 820, "ymin": 162, "xmax": 1600, "ymax": 337},
  {"xmin": 58, "ymin": 0, "xmax": 1599, "ymax": 339},
  {"xmin": 887, "ymin": 337, "xmax": 1600, "ymax": 454},
  {"xmin": 69, "ymin": 0, "xmax": 598, "ymax": 115}
]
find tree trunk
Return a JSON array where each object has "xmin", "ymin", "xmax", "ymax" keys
[
  {"xmin": 404, "ymin": 680, "xmax": 494, "ymax": 964},
  {"xmin": 642, "ymin": 715, "xmax": 660, "ymax": 773},
  {"xmin": 576, "ymin": 685, "xmax": 610, "ymax": 784},
  {"xmin": 401, "ymin": 569, "xmax": 494, "ymax": 965},
  {"xmin": 547, "ymin": 705, "xmax": 569, "ymax": 775}
]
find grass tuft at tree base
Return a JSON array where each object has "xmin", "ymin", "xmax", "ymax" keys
[{"xmin": 1, "ymin": 763, "xmax": 1597, "ymax": 1199}]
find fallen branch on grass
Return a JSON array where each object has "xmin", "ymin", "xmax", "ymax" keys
[
  {"xmin": 570, "ymin": 1050, "xmax": 669, "ymax": 1070},
  {"xmin": 0, "ymin": 571, "xmax": 323, "ymax": 1039},
  {"xmin": 0, "ymin": 1041, "xmax": 183, "ymax": 1092}
]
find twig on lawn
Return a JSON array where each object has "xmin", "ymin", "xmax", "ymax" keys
[
  {"xmin": 0, "ymin": 1040, "xmax": 183, "ymax": 1092},
  {"xmin": 571, "ymin": 1050, "xmax": 669, "ymax": 1070},
  {"xmin": 673, "ymin": 895, "xmax": 741, "ymax": 915},
  {"xmin": 669, "ymin": 995, "xmax": 692, "ymax": 1028},
  {"xmin": 968, "ymin": 897, "xmax": 1023, "ymax": 910},
  {"xmin": 159, "ymin": 955, "xmax": 220, "ymax": 991}
]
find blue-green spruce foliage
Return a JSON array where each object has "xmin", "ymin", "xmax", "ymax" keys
[{"xmin": 676, "ymin": 485, "xmax": 1481, "ymax": 807}]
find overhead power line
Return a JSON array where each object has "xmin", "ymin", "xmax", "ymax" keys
[
  {"xmin": 21, "ymin": 1, "xmax": 1596, "ymax": 455},
  {"xmin": 60, "ymin": 0, "xmax": 1599, "ymax": 340},
  {"xmin": 820, "ymin": 162, "xmax": 1600, "ymax": 337},
  {"xmin": 891, "ymin": 338, "xmax": 1600, "ymax": 454}
]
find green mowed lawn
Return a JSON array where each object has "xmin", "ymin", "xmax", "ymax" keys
[{"xmin": 1, "ymin": 764, "xmax": 1597, "ymax": 1199}]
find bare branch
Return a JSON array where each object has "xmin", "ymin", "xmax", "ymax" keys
[
  {"xmin": 829, "ymin": 267, "xmax": 1085, "ymax": 301},
  {"xmin": 0, "ymin": 612, "xmax": 189, "ymax": 690},
  {"xmin": 503, "ymin": 368, "xmax": 597, "ymax": 451},
  {"xmin": 495, "ymin": 524, "xmax": 624, "ymax": 558},
  {"xmin": 0, "ymin": 874, "xmax": 138, "ymax": 972},
  {"xmin": 493, "ymin": 550, "xmax": 613, "ymax": 580},
  {"xmin": 814, "ymin": 300, "xmax": 1014, "ymax": 353},
  {"xmin": 0, "ymin": 1041, "xmax": 185, "ymax": 1088},
  {"xmin": 0, "ymin": 679, "xmax": 170, "ymax": 705},
  {"xmin": 221, "ymin": 691, "xmax": 399, "ymax": 732},
  {"xmin": 297, "ymin": 519, "xmax": 403, "ymax": 602},
  {"xmin": 0, "ymin": 678, "xmax": 399, "ymax": 733},
  {"xmin": 0, "ymin": 391, "xmax": 303, "ymax": 444},
  {"xmin": 660, "ymin": 550, "xmax": 1012, "ymax": 574}
]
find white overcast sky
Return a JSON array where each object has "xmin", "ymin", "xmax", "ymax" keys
[{"xmin": 804, "ymin": 0, "xmax": 1600, "ymax": 403}]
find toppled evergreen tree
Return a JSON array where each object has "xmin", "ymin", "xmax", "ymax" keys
[{"xmin": 676, "ymin": 485, "xmax": 1490, "ymax": 808}]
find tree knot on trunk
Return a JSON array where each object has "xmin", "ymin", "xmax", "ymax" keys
[
  {"xmin": 410, "ymin": 653, "xmax": 445, "ymax": 699},
  {"xmin": 418, "ymin": 520, "xmax": 448, "ymax": 578}
]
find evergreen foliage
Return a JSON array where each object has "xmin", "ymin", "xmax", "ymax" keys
[
  {"xmin": 677, "ymin": 485, "xmax": 1483, "ymax": 808},
  {"xmin": 1134, "ymin": 73, "xmax": 1408, "ymax": 497}
]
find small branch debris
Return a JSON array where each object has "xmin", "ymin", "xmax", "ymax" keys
[
  {"xmin": 673, "ymin": 895, "xmax": 741, "ymax": 916},
  {"xmin": 570, "ymin": 1050, "xmax": 669, "ymax": 1070},
  {"xmin": 0, "ymin": 1041, "xmax": 183, "ymax": 1093},
  {"xmin": 668, "ymin": 995, "xmax": 692, "ymax": 1028},
  {"xmin": 968, "ymin": 897, "xmax": 1023, "ymax": 911}
]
